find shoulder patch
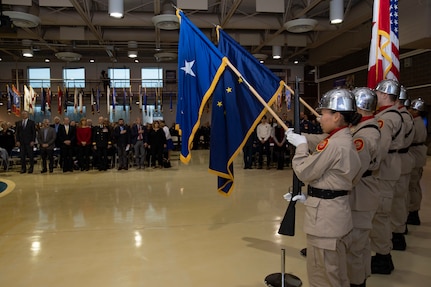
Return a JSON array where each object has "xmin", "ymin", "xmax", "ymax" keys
[
  {"xmin": 316, "ymin": 139, "xmax": 329, "ymax": 152},
  {"xmin": 354, "ymin": 138, "xmax": 365, "ymax": 152},
  {"xmin": 378, "ymin": 119, "xmax": 384, "ymax": 129}
]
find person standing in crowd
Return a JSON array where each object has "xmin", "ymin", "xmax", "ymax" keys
[
  {"xmin": 92, "ymin": 116, "xmax": 112, "ymax": 171},
  {"xmin": 370, "ymin": 79, "xmax": 404, "ymax": 275},
  {"xmin": 15, "ymin": 111, "xmax": 37, "ymax": 174},
  {"xmin": 131, "ymin": 117, "xmax": 148, "ymax": 169},
  {"xmin": 347, "ymin": 88, "xmax": 381, "ymax": 287},
  {"xmin": 256, "ymin": 115, "xmax": 272, "ymax": 169},
  {"xmin": 114, "ymin": 118, "xmax": 131, "ymax": 170},
  {"xmin": 272, "ymin": 120, "xmax": 287, "ymax": 170},
  {"xmin": 160, "ymin": 120, "xmax": 173, "ymax": 167},
  {"xmin": 37, "ymin": 119, "xmax": 56, "ymax": 173},
  {"xmin": 285, "ymin": 88, "xmax": 361, "ymax": 287},
  {"xmin": 58, "ymin": 117, "xmax": 76, "ymax": 172},
  {"xmin": 391, "ymin": 86, "xmax": 415, "ymax": 250},
  {"xmin": 50, "ymin": 116, "xmax": 63, "ymax": 168},
  {"xmin": 76, "ymin": 118, "xmax": 92, "ymax": 171},
  {"xmin": 148, "ymin": 120, "xmax": 166, "ymax": 168},
  {"xmin": 407, "ymin": 98, "xmax": 428, "ymax": 225},
  {"xmin": 0, "ymin": 121, "xmax": 15, "ymax": 156}
]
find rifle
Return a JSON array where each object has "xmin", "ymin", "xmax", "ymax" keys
[{"xmin": 278, "ymin": 76, "xmax": 303, "ymax": 236}]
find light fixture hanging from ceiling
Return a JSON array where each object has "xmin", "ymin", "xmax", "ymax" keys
[
  {"xmin": 152, "ymin": 2, "xmax": 179, "ymax": 30},
  {"xmin": 330, "ymin": 0, "xmax": 344, "ymax": 24},
  {"xmin": 272, "ymin": 46, "xmax": 281, "ymax": 59},
  {"xmin": 109, "ymin": 0, "xmax": 124, "ymax": 18},
  {"xmin": 22, "ymin": 48, "xmax": 33, "ymax": 58},
  {"xmin": 128, "ymin": 41, "xmax": 138, "ymax": 58}
]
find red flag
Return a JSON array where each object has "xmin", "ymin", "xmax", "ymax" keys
[
  {"xmin": 367, "ymin": 0, "xmax": 399, "ymax": 88},
  {"xmin": 58, "ymin": 86, "xmax": 63, "ymax": 115}
]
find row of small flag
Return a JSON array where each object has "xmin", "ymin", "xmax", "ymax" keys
[{"xmin": 5, "ymin": 85, "xmax": 175, "ymax": 116}]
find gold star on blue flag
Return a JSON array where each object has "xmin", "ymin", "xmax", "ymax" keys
[
  {"xmin": 176, "ymin": 10, "xmax": 228, "ymax": 164},
  {"xmin": 209, "ymin": 28, "xmax": 285, "ymax": 195}
]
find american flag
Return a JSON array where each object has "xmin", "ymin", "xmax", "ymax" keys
[{"xmin": 367, "ymin": 0, "xmax": 399, "ymax": 88}]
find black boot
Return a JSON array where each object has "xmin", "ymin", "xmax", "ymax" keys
[
  {"xmin": 406, "ymin": 210, "xmax": 421, "ymax": 225},
  {"xmin": 392, "ymin": 232, "xmax": 407, "ymax": 251},
  {"xmin": 371, "ymin": 253, "xmax": 394, "ymax": 274}
]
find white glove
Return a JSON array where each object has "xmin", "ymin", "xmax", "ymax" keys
[
  {"xmin": 292, "ymin": 193, "xmax": 307, "ymax": 203},
  {"xmin": 286, "ymin": 132, "xmax": 307, "ymax": 147},
  {"xmin": 283, "ymin": 192, "xmax": 307, "ymax": 203},
  {"xmin": 283, "ymin": 192, "xmax": 293, "ymax": 201}
]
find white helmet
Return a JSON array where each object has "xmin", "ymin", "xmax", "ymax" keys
[
  {"xmin": 410, "ymin": 98, "xmax": 426, "ymax": 112},
  {"xmin": 352, "ymin": 87, "xmax": 377, "ymax": 112},
  {"xmin": 317, "ymin": 88, "xmax": 357, "ymax": 112},
  {"xmin": 398, "ymin": 86, "xmax": 408, "ymax": 100},
  {"xmin": 375, "ymin": 79, "xmax": 400, "ymax": 97}
]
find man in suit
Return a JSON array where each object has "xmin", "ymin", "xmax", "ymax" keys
[
  {"xmin": 113, "ymin": 118, "xmax": 131, "ymax": 170},
  {"xmin": 57, "ymin": 117, "xmax": 76, "ymax": 172},
  {"xmin": 37, "ymin": 119, "xmax": 57, "ymax": 173},
  {"xmin": 131, "ymin": 117, "xmax": 148, "ymax": 169},
  {"xmin": 15, "ymin": 110, "xmax": 37, "ymax": 173},
  {"xmin": 50, "ymin": 116, "xmax": 63, "ymax": 168}
]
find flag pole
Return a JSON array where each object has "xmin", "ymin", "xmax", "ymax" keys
[{"xmin": 225, "ymin": 60, "xmax": 289, "ymax": 131}]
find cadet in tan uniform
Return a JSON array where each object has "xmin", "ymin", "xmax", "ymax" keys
[
  {"xmin": 370, "ymin": 79, "xmax": 404, "ymax": 275},
  {"xmin": 286, "ymin": 88, "xmax": 361, "ymax": 287},
  {"xmin": 347, "ymin": 88, "xmax": 381, "ymax": 287},
  {"xmin": 407, "ymin": 98, "xmax": 428, "ymax": 225},
  {"xmin": 391, "ymin": 86, "xmax": 415, "ymax": 250}
]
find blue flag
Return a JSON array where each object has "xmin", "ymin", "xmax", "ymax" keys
[
  {"xmin": 209, "ymin": 28, "xmax": 284, "ymax": 195},
  {"xmin": 176, "ymin": 10, "xmax": 228, "ymax": 164}
]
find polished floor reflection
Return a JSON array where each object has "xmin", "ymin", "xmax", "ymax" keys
[{"xmin": 0, "ymin": 150, "xmax": 430, "ymax": 287}]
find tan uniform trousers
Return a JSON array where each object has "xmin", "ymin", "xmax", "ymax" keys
[
  {"xmin": 307, "ymin": 232, "xmax": 352, "ymax": 287},
  {"xmin": 392, "ymin": 173, "xmax": 411, "ymax": 233},
  {"xmin": 409, "ymin": 167, "xmax": 423, "ymax": 211},
  {"xmin": 347, "ymin": 210, "xmax": 375, "ymax": 285},
  {"xmin": 370, "ymin": 179, "xmax": 396, "ymax": 254}
]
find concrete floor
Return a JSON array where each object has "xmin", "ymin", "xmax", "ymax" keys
[{"xmin": 0, "ymin": 150, "xmax": 430, "ymax": 287}]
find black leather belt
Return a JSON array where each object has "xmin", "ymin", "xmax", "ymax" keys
[
  {"xmin": 388, "ymin": 149, "xmax": 397, "ymax": 153},
  {"xmin": 398, "ymin": 147, "xmax": 409, "ymax": 153},
  {"xmin": 362, "ymin": 170, "xmax": 373, "ymax": 177},
  {"xmin": 308, "ymin": 186, "xmax": 349, "ymax": 199},
  {"xmin": 410, "ymin": 142, "xmax": 425, "ymax": 147}
]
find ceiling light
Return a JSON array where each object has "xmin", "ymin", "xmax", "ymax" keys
[
  {"xmin": 152, "ymin": 14, "xmax": 179, "ymax": 30},
  {"xmin": 330, "ymin": 0, "xmax": 344, "ymax": 24},
  {"xmin": 45, "ymin": 58, "xmax": 50, "ymax": 63},
  {"xmin": 134, "ymin": 59, "xmax": 139, "ymax": 63},
  {"xmin": 109, "ymin": 0, "xmax": 124, "ymax": 18},
  {"xmin": 90, "ymin": 59, "xmax": 95, "ymax": 63},
  {"xmin": 154, "ymin": 52, "xmax": 177, "ymax": 62},
  {"xmin": 55, "ymin": 52, "xmax": 82, "ymax": 62},
  {"xmin": 3, "ymin": 11, "xmax": 41, "ymax": 28},
  {"xmin": 22, "ymin": 48, "xmax": 33, "ymax": 58},
  {"xmin": 253, "ymin": 53, "xmax": 268, "ymax": 61},
  {"xmin": 272, "ymin": 46, "xmax": 281, "ymax": 59},
  {"xmin": 284, "ymin": 18, "xmax": 318, "ymax": 33},
  {"xmin": 294, "ymin": 60, "xmax": 299, "ymax": 64},
  {"xmin": 128, "ymin": 41, "xmax": 138, "ymax": 58}
]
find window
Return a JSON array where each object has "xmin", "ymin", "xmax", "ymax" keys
[
  {"xmin": 108, "ymin": 68, "xmax": 130, "ymax": 88},
  {"xmin": 142, "ymin": 68, "xmax": 163, "ymax": 88},
  {"xmin": 63, "ymin": 67, "xmax": 85, "ymax": 89},
  {"xmin": 28, "ymin": 67, "xmax": 50, "ymax": 88}
]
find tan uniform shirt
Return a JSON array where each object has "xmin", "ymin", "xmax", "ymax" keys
[
  {"xmin": 350, "ymin": 116, "xmax": 381, "ymax": 211},
  {"xmin": 410, "ymin": 116, "xmax": 428, "ymax": 168},
  {"xmin": 292, "ymin": 128, "xmax": 361, "ymax": 247},
  {"xmin": 399, "ymin": 106, "xmax": 415, "ymax": 174},
  {"xmin": 375, "ymin": 105, "xmax": 404, "ymax": 180}
]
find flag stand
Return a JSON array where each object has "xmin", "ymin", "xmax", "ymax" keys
[{"xmin": 264, "ymin": 249, "xmax": 302, "ymax": 287}]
